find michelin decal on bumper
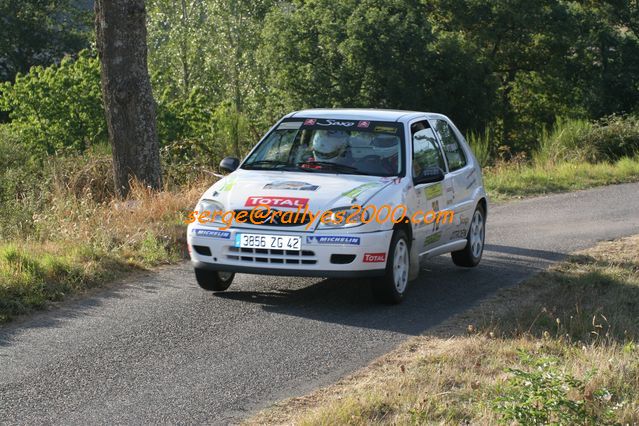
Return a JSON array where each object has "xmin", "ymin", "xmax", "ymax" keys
[
  {"xmin": 306, "ymin": 236, "xmax": 361, "ymax": 245},
  {"xmin": 192, "ymin": 229, "xmax": 231, "ymax": 239}
]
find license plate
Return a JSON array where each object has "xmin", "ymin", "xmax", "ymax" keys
[{"xmin": 234, "ymin": 233, "xmax": 301, "ymax": 251}]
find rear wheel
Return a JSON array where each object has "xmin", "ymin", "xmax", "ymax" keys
[
  {"xmin": 194, "ymin": 268, "xmax": 235, "ymax": 291},
  {"xmin": 451, "ymin": 204, "xmax": 485, "ymax": 267},
  {"xmin": 372, "ymin": 229, "xmax": 410, "ymax": 304}
]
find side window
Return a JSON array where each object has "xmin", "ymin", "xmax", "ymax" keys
[
  {"xmin": 411, "ymin": 121, "xmax": 446, "ymax": 179},
  {"xmin": 258, "ymin": 130, "xmax": 297, "ymax": 162},
  {"xmin": 433, "ymin": 120, "xmax": 467, "ymax": 171}
]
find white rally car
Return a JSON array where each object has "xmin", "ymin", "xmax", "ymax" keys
[{"xmin": 187, "ymin": 109, "xmax": 487, "ymax": 303}]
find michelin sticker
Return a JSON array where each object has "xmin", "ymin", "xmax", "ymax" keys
[
  {"xmin": 192, "ymin": 229, "xmax": 231, "ymax": 239},
  {"xmin": 306, "ymin": 236, "xmax": 361, "ymax": 245},
  {"xmin": 263, "ymin": 181, "xmax": 319, "ymax": 191}
]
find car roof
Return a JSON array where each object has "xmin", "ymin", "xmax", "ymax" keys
[{"xmin": 286, "ymin": 108, "xmax": 447, "ymax": 123}]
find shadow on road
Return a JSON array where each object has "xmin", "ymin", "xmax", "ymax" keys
[
  {"xmin": 0, "ymin": 245, "xmax": 565, "ymax": 348},
  {"xmin": 213, "ymin": 244, "xmax": 565, "ymax": 336}
]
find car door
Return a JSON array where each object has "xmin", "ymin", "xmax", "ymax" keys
[
  {"xmin": 429, "ymin": 118, "xmax": 475, "ymax": 239},
  {"xmin": 410, "ymin": 120, "xmax": 454, "ymax": 253}
]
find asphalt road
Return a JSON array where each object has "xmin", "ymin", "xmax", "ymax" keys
[{"xmin": 2, "ymin": 183, "xmax": 639, "ymax": 425}]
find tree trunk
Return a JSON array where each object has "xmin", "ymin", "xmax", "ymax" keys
[{"xmin": 95, "ymin": 0, "xmax": 163, "ymax": 198}]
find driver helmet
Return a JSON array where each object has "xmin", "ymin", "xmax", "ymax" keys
[{"xmin": 312, "ymin": 130, "xmax": 349, "ymax": 160}]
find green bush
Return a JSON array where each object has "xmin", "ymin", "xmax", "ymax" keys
[
  {"xmin": 0, "ymin": 50, "xmax": 106, "ymax": 156},
  {"xmin": 493, "ymin": 350, "xmax": 615, "ymax": 425},
  {"xmin": 0, "ymin": 126, "xmax": 48, "ymax": 239},
  {"xmin": 535, "ymin": 115, "xmax": 639, "ymax": 165},
  {"xmin": 585, "ymin": 115, "xmax": 639, "ymax": 162}
]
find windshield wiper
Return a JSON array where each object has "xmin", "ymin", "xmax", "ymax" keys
[
  {"xmin": 243, "ymin": 160, "xmax": 291, "ymax": 170},
  {"xmin": 296, "ymin": 161, "xmax": 366, "ymax": 175}
]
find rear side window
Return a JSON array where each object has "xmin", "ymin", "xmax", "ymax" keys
[
  {"xmin": 411, "ymin": 121, "xmax": 446, "ymax": 178},
  {"xmin": 432, "ymin": 120, "xmax": 467, "ymax": 171}
]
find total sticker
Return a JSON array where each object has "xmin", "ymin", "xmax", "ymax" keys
[{"xmin": 363, "ymin": 253, "xmax": 386, "ymax": 263}]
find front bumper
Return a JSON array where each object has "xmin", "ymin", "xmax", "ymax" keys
[{"xmin": 187, "ymin": 226, "xmax": 393, "ymax": 278}]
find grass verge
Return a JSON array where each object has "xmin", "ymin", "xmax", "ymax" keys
[
  {"xmin": 247, "ymin": 235, "xmax": 639, "ymax": 425},
  {"xmin": 484, "ymin": 157, "xmax": 639, "ymax": 201},
  {"xmin": 0, "ymin": 181, "xmax": 208, "ymax": 323}
]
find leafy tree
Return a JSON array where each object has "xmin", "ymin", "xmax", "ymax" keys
[
  {"xmin": 147, "ymin": 0, "xmax": 274, "ymax": 157},
  {"xmin": 147, "ymin": 0, "xmax": 218, "ymax": 99},
  {"xmin": 0, "ymin": 0, "xmax": 92, "ymax": 82},
  {"xmin": 0, "ymin": 50, "xmax": 105, "ymax": 155},
  {"xmin": 261, "ymin": 0, "xmax": 497, "ymax": 133},
  {"xmin": 207, "ymin": 0, "xmax": 275, "ymax": 156}
]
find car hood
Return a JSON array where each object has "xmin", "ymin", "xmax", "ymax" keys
[{"xmin": 203, "ymin": 169, "xmax": 394, "ymax": 212}]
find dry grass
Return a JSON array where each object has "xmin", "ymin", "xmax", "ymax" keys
[
  {"xmin": 0, "ymin": 159, "xmax": 212, "ymax": 322},
  {"xmin": 247, "ymin": 235, "xmax": 639, "ymax": 425}
]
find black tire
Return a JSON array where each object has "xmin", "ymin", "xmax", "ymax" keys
[
  {"xmin": 372, "ymin": 229, "xmax": 410, "ymax": 304},
  {"xmin": 451, "ymin": 204, "xmax": 485, "ymax": 267},
  {"xmin": 194, "ymin": 268, "xmax": 235, "ymax": 291}
]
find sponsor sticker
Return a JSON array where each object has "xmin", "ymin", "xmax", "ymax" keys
[
  {"xmin": 424, "ymin": 183, "xmax": 443, "ymax": 199},
  {"xmin": 424, "ymin": 232, "xmax": 441, "ymax": 246},
  {"xmin": 277, "ymin": 121, "xmax": 303, "ymax": 130},
  {"xmin": 218, "ymin": 177, "xmax": 237, "ymax": 192},
  {"xmin": 306, "ymin": 236, "xmax": 361, "ymax": 245},
  {"xmin": 303, "ymin": 118, "xmax": 317, "ymax": 126},
  {"xmin": 341, "ymin": 182, "xmax": 382, "ymax": 199},
  {"xmin": 245, "ymin": 196, "xmax": 309, "ymax": 208},
  {"xmin": 374, "ymin": 126, "xmax": 397, "ymax": 134},
  {"xmin": 357, "ymin": 120, "xmax": 371, "ymax": 128},
  {"xmin": 363, "ymin": 253, "xmax": 386, "ymax": 263},
  {"xmin": 317, "ymin": 119, "xmax": 355, "ymax": 127},
  {"xmin": 263, "ymin": 181, "xmax": 319, "ymax": 191},
  {"xmin": 192, "ymin": 229, "xmax": 231, "ymax": 239}
]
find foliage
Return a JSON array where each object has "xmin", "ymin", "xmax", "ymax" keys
[
  {"xmin": 429, "ymin": 0, "xmax": 639, "ymax": 150},
  {"xmin": 0, "ymin": 0, "xmax": 92, "ymax": 82},
  {"xmin": 260, "ymin": 0, "xmax": 497, "ymax": 133},
  {"xmin": 147, "ymin": 0, "xmax": 274, "ymax": 158},
  {"xmin": 466, "ymin": 127, "xmax": 493, "ymax": 167},
  {"xmin": 493, "ymin": 350, "xmax": 615, "ymax": 425},
  {"xmin": 535, "ymin": 115, "xmax": 639, "ymax": 164},
  {"xmin": 0, "ymin": 126, "xmax": 52, "ymax": 238},
  {"xmin": 3, "ymin": 0, "xmax": 639, "ymax": 161},
  {"xmin": 535, "ymin": 117, "xmax": 595, "ymax": 165},
  {"xmin": 0, "ymin": 50, "xmax": 106, "ymax": 155}
]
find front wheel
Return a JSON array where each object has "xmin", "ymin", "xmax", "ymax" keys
[
  {"xmin": 372, "ymin": 229, "xmax": 410, "ymax": 304},
  {"xmin": 194, "ymin": 268, "xmax": 235, "ymax": 291},
  {"xmin": 451, "ymin": 204, "xmax": 485, "ymax": 267}
]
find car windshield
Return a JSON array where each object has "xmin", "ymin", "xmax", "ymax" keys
[{"xmin": 242, "ymin": 118, "xmax": 404, "ymax": 177}]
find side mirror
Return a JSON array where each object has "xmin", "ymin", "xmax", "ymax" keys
[
  {"xmin": 219, "ymin": 157, "xmax": 240, "ymax": 173},
  {"xmin": 414, "ymin": 166, "xmax": 445, "ymax": 185}
]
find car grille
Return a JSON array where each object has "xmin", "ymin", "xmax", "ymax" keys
[
  {"xmin": 233, "ymin": 209, "xmax": 313, "ymax": 227},
  {"xmin": 227, "ymin": 247, "xmax": 317, "ymax": 265}
]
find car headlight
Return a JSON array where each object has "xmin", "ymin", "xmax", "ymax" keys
[
  {"xmin": 195, "ymin": 199, "xmax": 225, "ymax": 225},
  {"xmin": 317, "ymin": 206, "xmax": 371, "ymax": 229}
]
